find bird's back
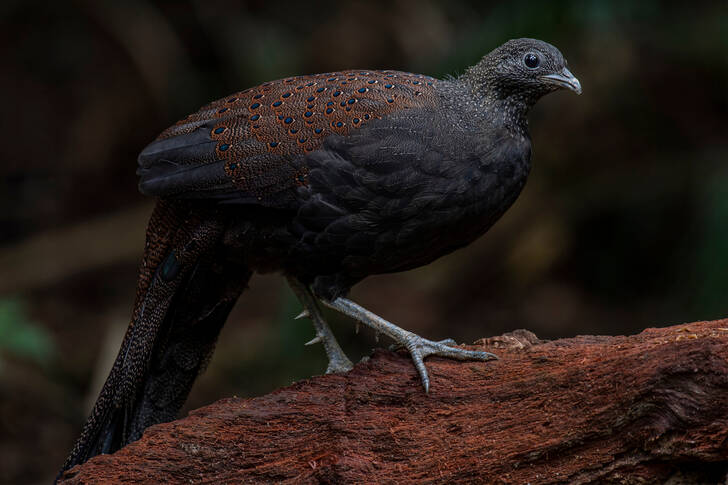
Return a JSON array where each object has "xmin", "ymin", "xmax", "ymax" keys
[{"xmin": 137, "ymin": 70, "xmax": 441, "ymax": 207}]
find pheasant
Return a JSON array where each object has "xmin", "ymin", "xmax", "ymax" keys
[{"xmin": 60, "ymin": 38, "xmax": 581, "ymax": 476}]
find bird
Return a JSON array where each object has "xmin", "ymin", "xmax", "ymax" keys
[{"xmin": 59, "ymin": 38, "xmax": 581, "ymax": 477}]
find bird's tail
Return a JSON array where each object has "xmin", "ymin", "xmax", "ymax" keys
[{"xmin": 58, "ymin": 199, "xmax": 250, "ymax": 478}]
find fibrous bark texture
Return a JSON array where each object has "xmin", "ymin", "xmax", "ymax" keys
[{"xmin": 60, "ymin": 320, "xmax": 728, "ymax": 484}]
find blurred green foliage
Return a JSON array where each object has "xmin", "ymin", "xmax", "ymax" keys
[
  {"xmin": 0, "ymin": 299, "xmax": 54, "ymax": 369},
  {"xmin": 693, "ymin": 168, "xmax": 728, "ymax": 317}
]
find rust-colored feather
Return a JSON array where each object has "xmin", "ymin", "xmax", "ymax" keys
[{"xmin": 154, "ymin": 70, "xmax": 439, "ymax": 196}]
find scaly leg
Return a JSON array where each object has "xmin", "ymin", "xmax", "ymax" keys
[
  {"xmin": 322, "ymin": 297, "xmax": 497, "ymax": 393},
  {"xmin": 287, "ymin": 277, "xmax": 354, "ymax": 374}
]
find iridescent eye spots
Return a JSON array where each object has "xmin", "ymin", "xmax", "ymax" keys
[{"xmin": 188, "ymin": 69, "xmax": 439, "ymax": 160}]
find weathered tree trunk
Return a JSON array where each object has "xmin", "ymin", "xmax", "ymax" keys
[{"xmin": 59, "ymin": 319, "xmax": 728, "ymax": 484}]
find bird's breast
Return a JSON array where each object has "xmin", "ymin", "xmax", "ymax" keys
[{"xmin": 286, "ymin": 114, "xmax": 532, "ymax": 280}]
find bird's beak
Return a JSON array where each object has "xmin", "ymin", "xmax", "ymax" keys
[{"xmin": 541, "ymin": 67, "xmax": 582, "ymax": 95}]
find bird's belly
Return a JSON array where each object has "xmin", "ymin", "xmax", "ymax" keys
[{"xmin": 286, "ymin": 161, "xmax": 529, "ymax": 298}]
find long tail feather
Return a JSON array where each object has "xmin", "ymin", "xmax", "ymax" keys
[{"xmin": 59, "ymin": 200, "xmax": 250, "ymax": 478}]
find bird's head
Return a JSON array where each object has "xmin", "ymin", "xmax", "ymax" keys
[{"xmin": 463, "ymin": 38, "xmax": 581, "ymax": 105}]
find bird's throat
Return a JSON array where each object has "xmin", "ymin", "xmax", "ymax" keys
[
  {"xmin": 498, "ymin": 96, "xmax": 532, "ymax": 139},
  {"xmin": 475, "ymin": 94, "xmax": 532, "ymax": 140}
]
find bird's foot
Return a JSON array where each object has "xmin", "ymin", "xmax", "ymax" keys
[
  {"xmin": 322, "ymin": 297, "xmax": 497, "ymax": 392},
  {"xmin": 287, "ymin": 278, "xmax": 354, "ymax": 374},
  {"xmin": 388, "ymin": 337, "xmax": 456, "ymax": 351}
]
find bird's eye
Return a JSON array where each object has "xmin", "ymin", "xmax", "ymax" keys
[{"xmin": 524, "ymin": 53, "xmax": 540, "ymax": 69}]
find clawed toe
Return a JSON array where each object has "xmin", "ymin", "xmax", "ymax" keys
[
  {"xmin": 404, "ymin": 335, "xmax": 498, "ymax": 393},
  {"xmin": 416, "ymin": 338, "xmax": 498, "ymax": 361}
]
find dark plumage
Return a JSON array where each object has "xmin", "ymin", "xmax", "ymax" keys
[{"xmin": 60, "ymin": 38, "xmax": 580, "ymax": 478}]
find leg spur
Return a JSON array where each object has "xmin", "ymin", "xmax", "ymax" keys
[{"xmin": 287, "ymin": 277, "xmax": 353, "ymax": 374}]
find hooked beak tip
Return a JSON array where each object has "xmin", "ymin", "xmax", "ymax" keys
[
  {"xmin": 541, "ymin": 68, "xmax": 582, "ymax": 95},
  {"xmin": 570, "ymin": 78, "xmax": 583, "ymax": 95}
]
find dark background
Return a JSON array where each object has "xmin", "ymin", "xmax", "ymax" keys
[{"xmin": 1, "ymin": 1, "xmax": 726, "ymax": 483}]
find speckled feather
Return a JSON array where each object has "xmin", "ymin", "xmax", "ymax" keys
[{"xmin": 138, "ymin": 70, "xmax": 438, "ymax": 204}]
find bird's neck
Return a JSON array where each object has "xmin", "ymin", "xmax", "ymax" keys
[
  {"xmin": 459, "ymin": 70, "xmax": 535, "ymax": 139},
  {"xmin": 483, "ymin": 95, "xmax": 532, "ymax": 139}
]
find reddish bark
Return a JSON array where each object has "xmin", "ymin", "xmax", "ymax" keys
[{"xmin": 60, "ymin": 320, "xmax": 728, "ymax": 484}]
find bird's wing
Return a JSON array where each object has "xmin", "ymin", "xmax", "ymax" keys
[{"xmin": 137, "ymin": 70, "xmax": 439, "ymax": 207}]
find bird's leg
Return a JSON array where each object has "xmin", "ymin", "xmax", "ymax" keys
[
  {"xmin": 286, "ymin": 277, "xmax": 354, "ymax": 374},
  {"xmin": 322, "ymin": 297, "xmax": 497, "ymax": 393}
]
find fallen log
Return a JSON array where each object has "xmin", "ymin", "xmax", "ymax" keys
[{"xmin": 59, "ymin": 319, "xmax": 728, "ymax": 484}]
